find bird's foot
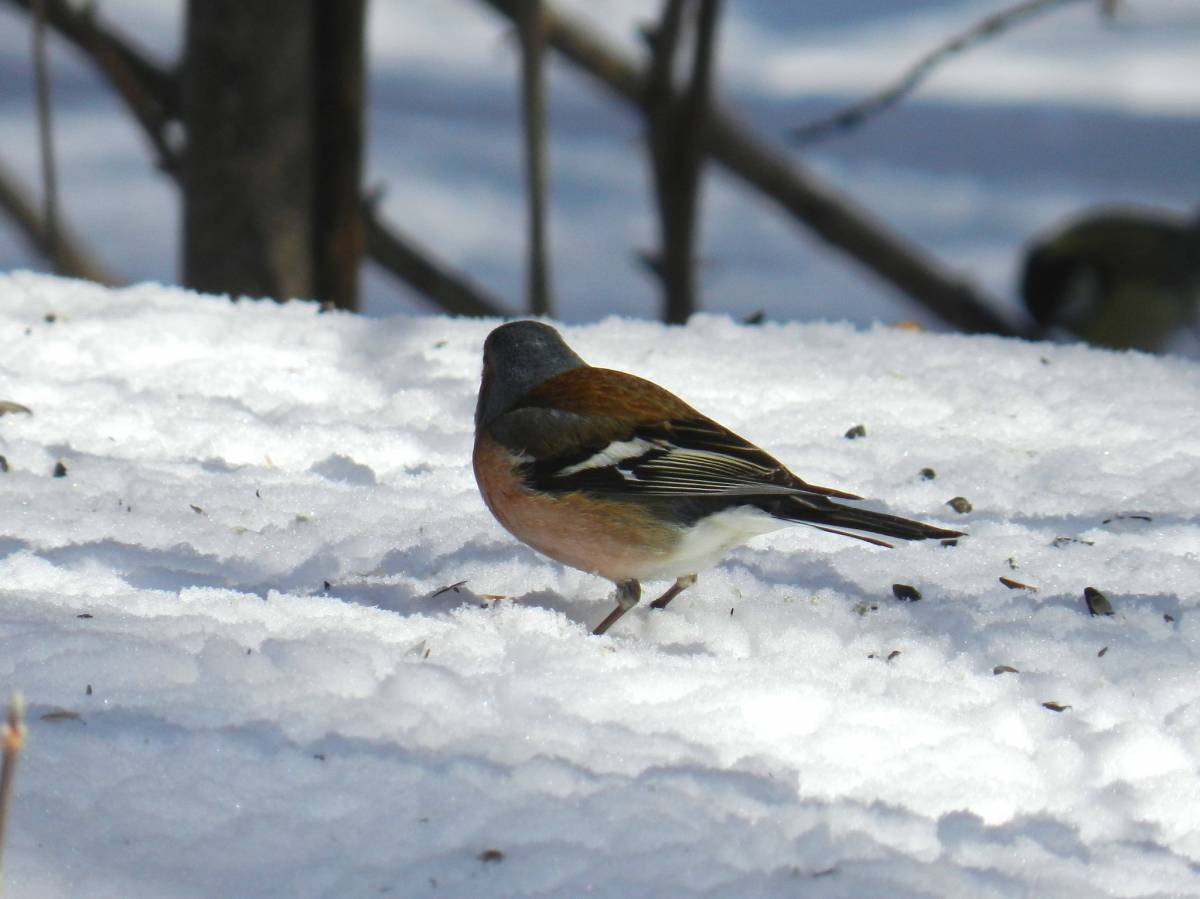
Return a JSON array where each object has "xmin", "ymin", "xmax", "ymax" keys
[{"xmin": 649, "ymin": 574, "xmax": 697, "ymax": 610}]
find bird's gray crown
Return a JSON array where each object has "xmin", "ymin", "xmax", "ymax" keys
[{"xmin": 476, "ymin": 321, "xmax": 587, "ymax": 428}]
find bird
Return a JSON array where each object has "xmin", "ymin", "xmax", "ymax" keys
[
  {"xmin": 1021, "ymin": 205, "xmax": 1200, "ymax": 353},
  {"xmin": 472, "ymin": 321, "xmax": 964, "ymax": 636}
]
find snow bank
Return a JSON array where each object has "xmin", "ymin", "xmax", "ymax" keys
[{"xmin": 0, "ymin": 273, "xmax": 1197, "ymax": 897}]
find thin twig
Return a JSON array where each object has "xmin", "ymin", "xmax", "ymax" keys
[
  {"xmin": 0, "ymin": 156, "xmax": 121, "ymax": 284},
  {"xmin": 792, "ymin": 0, "xmax": 1097, "ymax": 144},
  {"xmin": 519, "ymin": 0, "xmax": 553, "ymax": 315},
  {"xmin": 31, "ymin": 0, "xmax": 61, "ymax": 271},
  {"xmin": 0, "ymin": 693, "xmax": 27, "ymax": 886},
  {"xmin": 3, "ymin": 0, "xmax": 178, "ymax": 171},
  {"xmin": 478, "ymin": 0, "xmax": 1021, "ymax": 335}
]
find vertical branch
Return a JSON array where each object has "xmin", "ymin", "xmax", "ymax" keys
[
  {"xmin": 645, "ymin": 0, "xmax": 721, "ymax": 324},
  {"xmin": 312, "ymin": 0, "xmax": 367, "ymax": 312},
  {"xmin": 0, "ymin": 693, "xmax": 26, "ymax": 886},
  {"xmin": 31, "ymin": 0, "xmax": 61, "ymax": 272},
  {"xmin": 673, "ymin": 0, "xmax": 719, "ymax": 323},
  {"xmin": 644, "ymin": 0, "xmax": 685, "ymax": 320},
  {"xmin": 519, "ymin": 0, "xmax": 553, "ymax": 316},
  {"xmin": 181, "ymin": 0, "xmax": 315, "ymax": 301}
]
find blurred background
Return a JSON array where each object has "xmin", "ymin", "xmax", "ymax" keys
[{"xmin": 1, "ymin": 0, "xmax": 1198, "ymax": 352}]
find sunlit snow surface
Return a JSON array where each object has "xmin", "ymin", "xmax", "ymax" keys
[{"xmin": 1, "ymin": 273, "xmax": 1198, "ymax": 898}]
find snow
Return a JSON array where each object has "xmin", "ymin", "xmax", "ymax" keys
[{"xmin": 1, "ymin": 272, "xmax": 1198, "ymax": 897}]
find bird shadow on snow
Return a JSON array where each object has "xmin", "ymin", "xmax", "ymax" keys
[{"xmin": 29, "ymin": 538, "xmax": 344, "ymax": 599}]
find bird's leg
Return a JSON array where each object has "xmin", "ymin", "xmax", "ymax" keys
[
  {"xmin": 649, "ymin": 574, "xmax": 697, "ymax": 610},
  {"xmin": 591, "ymin": 579, "xmax": 641, "ymax": 636}
]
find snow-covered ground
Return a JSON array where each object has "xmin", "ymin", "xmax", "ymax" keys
[{"xmin": 1, "ymin": 273, "xmax": 1198, "ymax": 897}]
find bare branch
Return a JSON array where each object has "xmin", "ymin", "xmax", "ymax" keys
[
  {"xmin": 2, "ymin": 0, "xmax": 179, "ymax": 171},
  {"xmin": 3, "ymin": 0, "xmax": 515, "ymax": 317},
  {"xmin": 792, "ymin": 0, "xmax": 1097, "ymax": 144},
  {"xmin": 478, "ymin": 0, "xmax": 1021, "ymax": 335},
  {"xmin": 31, "ymin": 0, "xmax": 62, "ymax": 271},
  {"xmin": 645, "ymin": 0, "xmax": 722, "ymax": 323},
  {"xmin": 518, "ymin": 0, "xmax": 554, "ymax": 315},
  {"xmin": 312, "ymin": 0, "xmax": 368, "ymax": 311},
  {"xmin": 0, "ymin": 157, "xmax": 122, "ymax": 285},
  {"xmin": 364, "ymin": 203, "xmax": 512, "ymax": 318}
]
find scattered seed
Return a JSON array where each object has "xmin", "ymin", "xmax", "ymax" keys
[
  {"xmin": 1098, "ymin": 646, "xmax": 1108, "ymax": 657},
  {"xmin": 919, "ymin": 467, "xmax": 936, "ymax": 480},
  {"xmin": 1042, "ymin": 702, "xmax": 1071, "ymax": 713},
  {"xmin": 886, "ymin": 650, "xmax": 901, "ymax": 661},
  {"xmin": 313, "ymin": 753, "xmax": 326, "ymax": 761},
  {"xmin": 1006, "ymin": 557, "xmax": 1018, "ymax": 570},
  {"xmin": 190, "ymin": 504, "xmax": 204, "ymax": 515},
  {"xmin": 892, "ymin": 583, "xmax": 922, "ymax": 602},
  {"xmin": 478, "ymin": 849, "xmax": 505, "ymax": 863},
  {"xmin": 43, "ymin": 312, "xmax": 58, "ymax": 323},
  {"xmin": 76, "ymin": 613, "xmax": 93, "ymax": 620},
  {"xmin": 85, "ymin": 684, "xmax": 92, "ymax": 696},
  {"xmin": 1052, "ymin": 536, "xmax": 1094, "ymax": 548},
  {"xmin": 1164, "ymin": 613, "xmax": 1175, "ymax": 623},
  {"xmin": 742, "ymin": 310, "xmax": 766, "ymax": 325},
  {"xmin": 322, "ymin": 580, "xmax": 331, "ymax": 591},
  {"xmin": 993, "ymin": 665, "xmax": 1019, "ymax": 675},
  {"xmin": 946, "ymin": 496, "xmax": 972, "ymax": 514},
  {"xmin": 844, "ymin": 424, "xmax": 866, "ymax": 439},
  {"xmin": 431, "ymin": 580, "xmax": 468, "ymax": 598},
  {"xmin": 852, "ymin": 601, "xmax": 879, "ymax": 615},
  {"xmin": 1102, "ymin": 513, "xmax": 1152, "ymax": 524},
  {"xmin": 52, "ymin": 461, "xmax": 68, "ymax": 478},
  {"xmin": 999, "ymin": 576, "xmax": 1036, "ymax": 591},
  {"xmin": 1084, "ymin": 586, "xmax": 1114, "ymax": 617}
]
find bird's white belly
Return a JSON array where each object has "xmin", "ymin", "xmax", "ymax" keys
[{"xmin": 632, "ymin": 506, "xmax": 786, "ymax": 581}]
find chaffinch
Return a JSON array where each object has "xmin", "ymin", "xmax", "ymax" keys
[{"xmin": 473, "ymin": 321, "xmax": 964, "ymax": 635}]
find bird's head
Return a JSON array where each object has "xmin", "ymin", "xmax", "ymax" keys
[{"xmin": 475, "ymin": 321, "xmax": 587, "ymax": 428}]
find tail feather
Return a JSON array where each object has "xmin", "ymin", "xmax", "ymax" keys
[{"xmin": 774, "ymin": 495, "xmax": 965, "ymax": 543}]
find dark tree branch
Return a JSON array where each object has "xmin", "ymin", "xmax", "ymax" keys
[
  {"xmin": 644, "ymin": 0, "xmax": 686, "ymax": 321},
  {"xmin": 2, "ymin": 0, "xmax": 512, "ymax": 317},
  {"xmin": 644, "ymin": 0, "xmax": 721, "ymax": 323},
  {"xmin": 364, "ymin": 202, "xmax": 511, "ymax": 318},
  {"xmin": 0, "ymin": 157, "xmax": 121, "ymax": 285},
  {"xmin": 478, "ymin": 0, "xmax": 1021, "ymax": 336},
  {"xmin": 31, "ymin": 0, "xmax": 62, "ymax": 272},
  {"xmin": 792, "ymin": 0, "xmax": 1098, "ymax": 144},
  {"xmin": 519, "ymin": 0, "xmax": 554, "ymax": 315},
  {"xmin": 3, "ymin": 0, "xmax": 179, "ymax": 171},
  {"xmin": 312, "ymin": 0, "xmax": 368, "ymax": 310}
]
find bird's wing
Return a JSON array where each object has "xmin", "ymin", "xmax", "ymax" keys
[{"xmin": 490, "ymin": 404, "xmax": 860, "ymax": 502}]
